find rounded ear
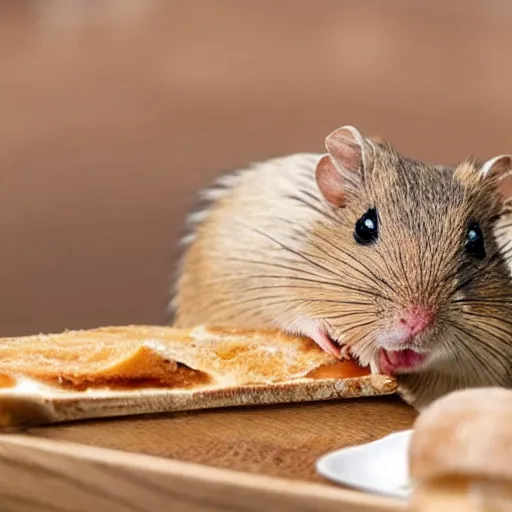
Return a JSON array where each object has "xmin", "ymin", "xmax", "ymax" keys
[
  {"xmin": 481, "ymin": 154, "xmax": 512, "ymax": 198},
  {"xmin": 481, "ymin": 154, "xmax": 512, "ymax": 179},
  {"xmin": 325, "ymin": 125, "xmax": 366, "ymax": 172},
  {"xmin": 315, "ymin": 154, "xmax": 346, "ymax": 207},
  {"xmin": 315, "ymin": 125, "xmax": 368, "ymax": 207}
]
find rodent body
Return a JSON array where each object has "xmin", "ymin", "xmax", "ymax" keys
[{"xmin": 172, "ymin": 126, "xmax": 512, "ymax": 409}]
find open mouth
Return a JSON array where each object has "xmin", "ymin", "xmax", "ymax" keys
[{"xmin": 379, "ymin": 348, "xmax": 427, "ymax": 375}]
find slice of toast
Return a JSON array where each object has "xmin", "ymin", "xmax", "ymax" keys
[{"xmin": 0, "ymin": 325, "xmax": 397, "ymax": 427}]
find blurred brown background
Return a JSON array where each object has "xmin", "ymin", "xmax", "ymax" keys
[{"xmin": 1, "ymin": 0, "xmax": 511, "ymax": 336}]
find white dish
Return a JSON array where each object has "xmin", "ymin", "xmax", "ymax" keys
[{"xmin": 316, "ymin": 429, "xmax": 413, "ymax": 500}]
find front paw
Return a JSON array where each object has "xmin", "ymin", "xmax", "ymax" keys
[{"xmin": 339, "ymin": 344, "xmax": 352, "ymax": 361}]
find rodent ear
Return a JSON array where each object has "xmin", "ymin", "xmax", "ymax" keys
[
  {"xmin": 325, "ymin": 125, "xmax": 366, "ymax": 172},
  {"xmin": 316, "ymin": 125, "xmax": 367, "ymax": 207},
  {"xmin": 481, "ymin": 154, "xmax": 512, "ymax": 197},
  {"xmin": 315, "ymin": 155, "xmax": 346, "ymax": 207}
]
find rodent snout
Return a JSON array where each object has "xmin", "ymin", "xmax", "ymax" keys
[{"xmin": 397, "ymin": 306, "xmax": 436, "ymax": 338}]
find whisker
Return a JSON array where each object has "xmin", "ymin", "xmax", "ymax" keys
[
  {"xmin": 442, "ymin": 336, "xmax": 464, "ymax": 366},
  {"xmin": 448, "ymin": 322, "xmax": 511, "ymax": 376},
  {"xmin": 202, "ymin": 269, "xmax": 381, "ymax": 298},
  {"xmin": 442, "ymin": 258, "xmax": 473, "ymax": 287},
  {"xmin": 305, "ymin": 229, "xmax": 397, "ymax": 295},
  {"xmin": 424, "ymin": 223, "xmax": 457, "ymax": 294},
  {"xmin": 262, "ymin": 215, "xmax": 398, "ymax": 297},
  {"xmin": 416, "ymin": 240, "xmax": 425, "ymax": 297},
  {"xmin": 494, "ymin": 220, "xmax": 512, "ymax": 232},
  {"xmin": 223, "ymin": 257, "xmax": 333, "ymax": 279},
  {"xmin": 286, "ymin": 194, "xmax": 341, "ymax": 225},
  {"xmin": 206, "ymin": 295, "xmax": 331, "ymax": 324},
  {"xmin": 322, "ymin": 310, "xmax": 376, "ymax": 321},
  {"xmin": 239, "ymin": 224, "xmax": 344, "ymax": 280},
  {"xmin": 242, "ymin": 284, "xmax": 379, "ymax": 303},
  {"xmin": 241, "ymin": 275, "xmax": 389, "ymax": 301},
  {"xmin": 459, "ymin": 312, "xmax": 512, "ymax": 357},
  {"xmin": 458, "ymin": 317, "xmax": 512, "ymax": 349},
  {"xmin": 345, "ymin": 328, "xmax": 377, "ymax": 360},
  {"xmin": 451, "ymin": 297, "xmax": 512, "ymax": 306},
  {"xmin": 223, "ymin": 291, "xmax": 373, "ymax": 308},
  {"xmin": 338, "ymin": 319, "xmax": 377, "ymax": 336},
  {"xmin": 446, "ymin": 237, "xmax": 512, "ymax": 299},
  {"xmin": 490, "ymin": 238, "xmax": 512, "ymax": 265},
  {"xmin": 237, "ymin": 213, "xmax": 398, "ymax": 299},
  {"xmin": 460, "ymin": 309, "xmax": 512, "ymax": 329},
  {"xmin": 374, "ymin": 246, "xmax": 404, "ymax": 286},
  {"xmin": 449, "ymin": 331, "xmax": 497, "ymax": 383},
  {"xmin": 396, "ymin": 248, "xmax": 415, "ymax": 297}
]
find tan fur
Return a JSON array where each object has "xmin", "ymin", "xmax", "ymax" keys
[{"xmin": 172, "ymin": 140, "xmax": 512, "ymax": 410}]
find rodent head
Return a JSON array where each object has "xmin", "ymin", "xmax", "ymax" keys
[{"xmin": 309, "ymin": 125, "xmax": 512, "ymax": 389}]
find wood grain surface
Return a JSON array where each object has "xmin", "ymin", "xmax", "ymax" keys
[
  {"xmin": 27, "ymin": 395, "xmax": 416, "ymax": 482},
  {"xmin": 0, "ymin": 433, "xmax": 407, "ymax": 512}
]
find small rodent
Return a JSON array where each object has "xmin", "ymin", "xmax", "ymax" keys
[{"xmin": 171, "ymin": 125, "xmax": 512, "ymax": 409}]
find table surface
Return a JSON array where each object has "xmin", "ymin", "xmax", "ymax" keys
[{"xmin": 26, "ymin": 395, "xmax": 417, "ymax": 484}]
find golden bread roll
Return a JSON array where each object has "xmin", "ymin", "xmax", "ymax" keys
[{"xmin": 410, "ymin": 387, "xmax": 512, "ymax": 512}]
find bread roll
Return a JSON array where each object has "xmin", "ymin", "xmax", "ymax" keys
[{"xmin": 409, "ymin": 387, "xmax": 512, "ymax": 512}]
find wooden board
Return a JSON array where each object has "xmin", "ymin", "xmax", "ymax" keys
[
  {"xmin": 0, "ymin": 430, "xmax": 408, "ymax": 512},
  {"xmin": 0, "ymin": 395, "xmax": 416, "ymax": 511},
  {"xmin": 0, "ymin": 392, "xmax": 416, "ymax": 511},
  {"xmin": 25, "ymin": 395, "xmax": 415, "ymax": 483}
]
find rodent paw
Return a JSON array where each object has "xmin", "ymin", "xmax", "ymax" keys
[{"xmin": 339, "ymin": 344, "xmax": 352, "ymax": 361}]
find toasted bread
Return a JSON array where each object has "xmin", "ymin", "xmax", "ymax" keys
[{"xmin": 0, "ymin": 325, "xmax": 396, "ymax": 427}]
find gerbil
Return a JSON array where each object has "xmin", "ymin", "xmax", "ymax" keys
[{"xmin": 171, "ymin": 125, "xmax": 512, "ymax": 409}]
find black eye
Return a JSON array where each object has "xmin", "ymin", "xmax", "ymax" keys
[
  {"xmin": 354, "ymin": 208, "xmax": 379, "ymax": 245},
  {"xmin": 465, "ymin": 222, "xmax": 485, "ymax": 259}
]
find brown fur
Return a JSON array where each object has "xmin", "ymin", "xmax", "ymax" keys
[{"xmin": 172, "ymin": 136, "xmax": 512, "ymax": 410}]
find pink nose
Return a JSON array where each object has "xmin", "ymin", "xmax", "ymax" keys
[{"xmin": 398, "ymin": 306, "xmax": 435, "ymax": 337}]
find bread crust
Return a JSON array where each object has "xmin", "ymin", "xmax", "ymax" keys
[
  {"xmin": 409, "ymin": 387, "xmax": 512, "ymax": 482},
  {"xmin": 0, "ymin": 325, "xmax": 397, "ymax": 426}
]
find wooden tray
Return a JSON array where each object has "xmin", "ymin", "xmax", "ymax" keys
[{"xmin": 0, "ymin": 395, "xmax": 416, "ymax": 511}]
